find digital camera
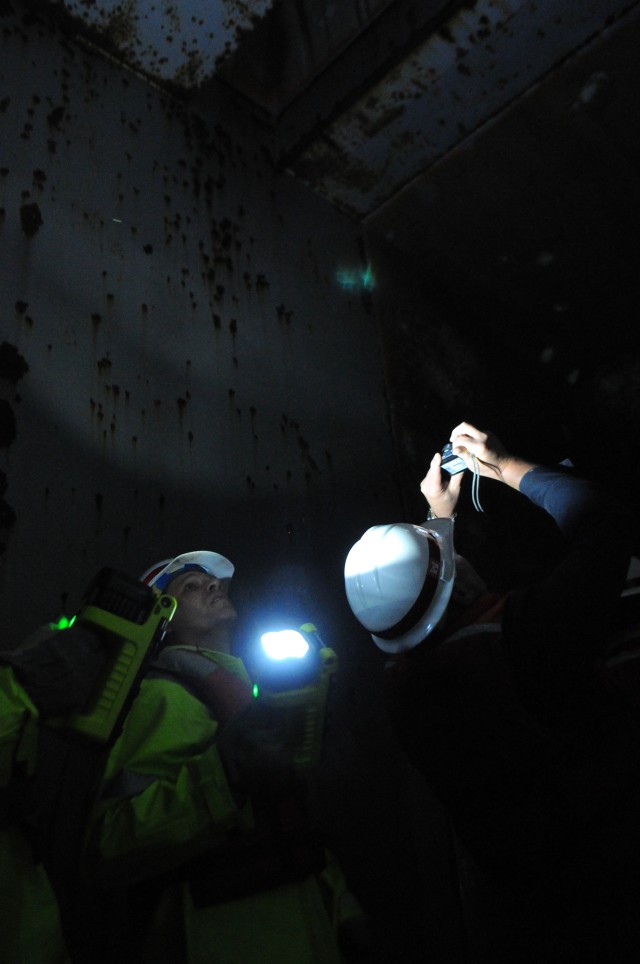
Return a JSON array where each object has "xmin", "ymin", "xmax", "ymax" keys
[{"xmin": 441, "ymin": 442, "xmax": 467, "ymax": 475}]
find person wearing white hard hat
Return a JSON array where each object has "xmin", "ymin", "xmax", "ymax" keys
[
  {"xmin": 142, "ymin": 550, "xmax": 238, "ymax": 654},
  {"xmin": 345, "ymin": 421, "xmax": 640, "ymax": 963},
  {"xmin": 80, "ymin": 549, "xmax": 367, "ymax": 964}
]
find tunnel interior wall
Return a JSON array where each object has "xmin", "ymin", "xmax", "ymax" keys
[{"xmin": 0, "ymin": 2, "xmax": 403, "ymax": 651}]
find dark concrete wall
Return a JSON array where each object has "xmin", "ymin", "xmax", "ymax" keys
[
  {"xmin": 366, "ymin": 226, "xmax": 640, "ymax": 595},
  {"xmin": 0, "ymin": 2, "xmax": 402, "ymax": 649},
  {"xmin": 0, "ymin": 5, "xmax": 450, "ymax": 961}
]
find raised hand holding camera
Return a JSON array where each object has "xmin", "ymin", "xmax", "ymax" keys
[
  {"xmin": 420, "ymin": 449, "xmax": 464, "ymax": 519},
  {"xmin": 449, "ymin": 423, "xmax": 536, "ymax": 492}
]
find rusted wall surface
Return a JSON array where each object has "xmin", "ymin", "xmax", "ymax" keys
[
  {"xmin": 365, "ymin": 4, "xmax": 640, "ymax": 576},
  {"xmin": 38, "ymin": 0, "xmax": 277, "ymax": 89},
  {"xmin": 289, "ymin": 0, "xmax": 632, "ymax": 216},
  {"xmin": 0, "ymin": 2, "xmax": 401, "ymax": 645},
  {"xmin": 0, "ymin": 13, "xmax": 456, "ymax": 958},
  {"xmin": 214, "ymin": 0, "xmax": 393, "ymax": 113}
]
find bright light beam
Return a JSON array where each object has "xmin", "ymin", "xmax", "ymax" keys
[{"xmin": 261, "ymin": 629, "xmax": 309, "ymax": 660}]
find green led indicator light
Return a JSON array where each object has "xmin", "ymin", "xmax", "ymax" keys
[
  {"xmin": 49, "ymin": 614, "xmax": 77, "ymax": 631},
  {"xmin": 252, "ymin": 683, "xmax": 259, "ymax": 699}
]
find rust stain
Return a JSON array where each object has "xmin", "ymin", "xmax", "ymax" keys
[
  {"xmin": 47, "ymin": 105, "xmax": 65, "ymax": 127},
  {"xmin": 0, "ymin": 342, "xmax": 29, "ymax": 381},
  {"xmin": 20, "ymin": 202, "xmax": 43, "ymax": 237},
  {"xmin": 0, "ymin": 402, "xmax": 16, "ymax": 448},
  {"xmin": 103, "ymin": 0, "xmax": 137, "ymax": 48},
  {"xmin": 360, "ymin": 103, "xmax": 405, "ymax": 138},
  {"xmin": 276, "ymin": 304, "xmax": 293, "ymax": 325},
  {"xmin": 173, "ymin": 48, "xmax": 205, "ymax": 88}
]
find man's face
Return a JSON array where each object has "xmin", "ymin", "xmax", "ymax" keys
[{"xmin": 167, "ymin": 569, "xmax": 238, "ymax": 643}]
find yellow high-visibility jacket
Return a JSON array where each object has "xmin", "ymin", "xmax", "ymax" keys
[
  {"xmin": 86, "ymin": 647, "xmax": 349, "ymax": 964},
  {"xmin": 0, "ymin": 666, "xmax": 70, "ymax": 964}
]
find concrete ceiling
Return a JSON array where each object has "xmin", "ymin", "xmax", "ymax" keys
[{"xmin": 32, "ymin": 0, "xmax": 640, "ymax": 354}]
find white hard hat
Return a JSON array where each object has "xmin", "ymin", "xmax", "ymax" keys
[
  {"xmin": 344, "ymin": 518, "xmax": 456, "ymax": 653},
  {"xmin": 141, "ymin": 550, "xmax": 234, "ymax": 591}
]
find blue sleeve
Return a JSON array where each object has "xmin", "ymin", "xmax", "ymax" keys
[{"xmin": 519, "ymin": 465, "xmax": 605, "ymax": 539}]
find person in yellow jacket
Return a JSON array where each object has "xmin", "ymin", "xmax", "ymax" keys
[
  {"xmin": 0, "ymin": 665, "xmax": 70, "ymax": 964},
  {"xmin": 0, "ymin": 619, "xmax": 111, "ymax": 964},
  {"xmin": 83, "ymin": 550, "xmax": 368, "ymax": 964}
]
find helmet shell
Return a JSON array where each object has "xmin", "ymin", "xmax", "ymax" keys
[
  {"xmin": 344, "ymin": 519, "xmax": 456, "ymax": 653},
  {"xmin": 141, "ymin": 550, "xmax": 234, "ymax": 591}
]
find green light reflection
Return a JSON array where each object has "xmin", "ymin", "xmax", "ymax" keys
[{"xmin": 337, "ymin": 265, "xmax": 375, "ymax": 291}]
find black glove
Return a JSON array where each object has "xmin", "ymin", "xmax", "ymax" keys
[{"xmin": 1, "ymin": 625, "xmax": 110, "ymax": 718}]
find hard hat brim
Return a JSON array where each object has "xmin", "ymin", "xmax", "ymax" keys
[
  {"xmin": 345, "ymin": 517, "xmax": 456, "ymax": 654},
  {"xmin": 148, "ymin": 550, "xmax": 235, "ymax": 590}
]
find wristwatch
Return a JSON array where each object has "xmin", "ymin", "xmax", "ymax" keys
[{"xmin": 426, "ymin": 508, "xmax": 456, "ymax": 520}]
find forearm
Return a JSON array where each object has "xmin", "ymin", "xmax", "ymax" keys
[
  {"xmin": 497, "ymin": 456, "xmax": 538, "ymax": 492},
  {"xmin": 518, "ymin": 464, "xmax": 614, "ymax": 538},
  {"xmin": 467, "ymin": 444, "xmax": 609, "ymax": 537}
]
